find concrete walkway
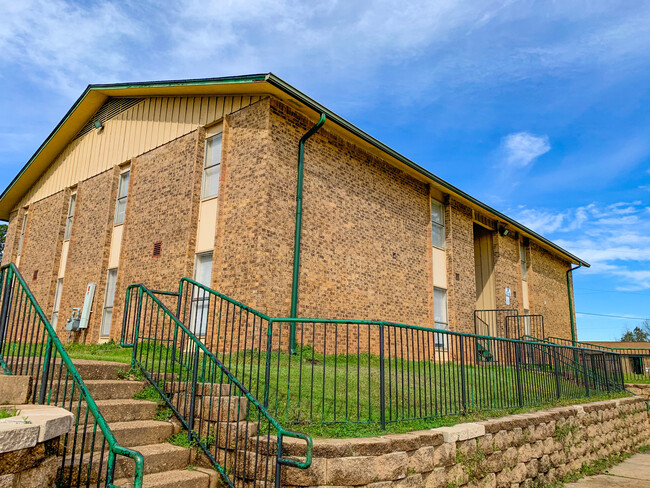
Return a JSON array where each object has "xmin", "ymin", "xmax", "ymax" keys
[{"xmin": 565, "ymin": 453, "xmax": 650, "ymax": 487}]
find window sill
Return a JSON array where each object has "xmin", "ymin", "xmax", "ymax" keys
[{"xmin": 200, "ymin": 194, "xmax": 219, "ymax": 203}]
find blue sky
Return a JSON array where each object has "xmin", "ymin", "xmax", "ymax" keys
[{"xmin": 2, "ymin": 0, "xmax": 650, "ymax": 341}]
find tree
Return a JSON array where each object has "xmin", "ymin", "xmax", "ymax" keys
[
  {"xmin": 0, "ymin": 223, "xmax": 5, "ymax": 263},
  {"xmin": 620, "ymin": 320, "xmax": 650, "ymax": 342}
]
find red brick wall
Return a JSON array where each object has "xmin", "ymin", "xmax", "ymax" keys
[
  {"xmin": 215, "ymin": 98, "xmax": 432, "ymax": 327},
  {"xmin": 446, "ymin": 199, "xmax": 476, "ymax": 334},
  {"xmin": 59, "ymin": 168, "xmax": 119, "ymax": 340},
  {"xmin": 16, "ymin": 191, "xmax": 68, "ymax": 315},
  {"xmin": 1, "ymin": 209, "xmax": 21, "ymax": 266},
  {"xmin": 111, "ymin": 130, "xmax": 203, "ymax": 341},
  {"xmin": 528, "ymin": 243, "xmax": 572, "ymax": 339}
]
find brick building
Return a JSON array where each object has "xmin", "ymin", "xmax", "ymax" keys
[{"xmin": 0, "ymin": 74, "xmax": 588, "ymax": 344}]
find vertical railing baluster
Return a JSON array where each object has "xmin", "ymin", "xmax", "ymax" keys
[{"xmin": 379, "ymin": 323, "xmax": 386, "ymax": 430}]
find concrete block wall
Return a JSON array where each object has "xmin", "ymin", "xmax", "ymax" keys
[{"xmin": 280, "ymin": 397, "xmax": 650, "ymax": 488}]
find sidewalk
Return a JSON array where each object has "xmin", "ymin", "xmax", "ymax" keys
[{"xmin": 565, "ymin": 452, "xmax": 650, "ymax": 487}]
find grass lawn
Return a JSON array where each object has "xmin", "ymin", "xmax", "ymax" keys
[
  {"xmin": 2, "ymin": 340, "xmax": 631, "ymax": 438},
  {"xmin": 623, "ymin": 373, "xmax": 650, "ymax": 384}
]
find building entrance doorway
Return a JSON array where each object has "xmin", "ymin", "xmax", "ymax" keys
[{"xmin": 474, "ymin": 224, "xmax": 496, "ymax": 335}]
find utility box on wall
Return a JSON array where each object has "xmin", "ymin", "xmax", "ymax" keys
[{"xmin": 79, "ymin": 283, "xmax": 96, "ymax": 329}]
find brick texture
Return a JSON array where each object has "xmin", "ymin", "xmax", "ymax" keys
[
  {"xmin": 528, "ymin": 243, "xmax": 573, "ymax": 339},
  {"xmin": 16, "ymin": 191, "xmax": 68, "ymax": 315},
  {"xmin": 59, "ymin": 168, "xmax": 119, "ymax": 341},
  {"xmin": 1, "ymin": 209, "xmax": 21, "ymax": 266},
  {"xmin": 110, "ymin": 130, "xmax": 203, "ymax": 341},
  {"xmin": 216, "ymin": 98, "xmax": 431, "ymax": 328}
]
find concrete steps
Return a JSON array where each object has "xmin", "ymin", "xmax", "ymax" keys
[
  {"xmin": 114, "ymin": 468, "xmax": 218, "ymax": 488},
  {"xmin": 61, "ymin": 357, "xmax": 268, "ymax": 486}
]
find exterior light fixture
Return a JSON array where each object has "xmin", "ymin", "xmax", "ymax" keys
[
  {"xmin": 498, "ymin": 225, "xmax": 509, "ymax": 236},
  {"xmin": 93, "ymin": 120, "xmax": 104, "ymax": 131}
]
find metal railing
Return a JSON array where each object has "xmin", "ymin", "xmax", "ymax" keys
[
  {"xmin": 143, "ymin": 278, "xmax": 625, "ymax": 431},
  {"xmin": 0, "ymin": 263, "xmax": 143, "ymax": 488},
  {"xmin": 474, "ymin": 309, "xmax": 519, "ymax": 339},
  {"xmin": 548, "ymin": 336, "xmax": 650, "ymax": 384},
  {"xmin": 123, "ymin": 283, "xmax": 312, "ymax": 488},
  {"xmin": 506, "ymin": 314, "xmax": 545, "ymax": 341}
]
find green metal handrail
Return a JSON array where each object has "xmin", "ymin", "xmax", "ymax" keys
[
  {"xmin": 125, "ymin": 283, "xmax": 313, "ymax": 487},
  {"xmin": 0, "ymin": 263, "xmax": 143, "ymax": 488}
]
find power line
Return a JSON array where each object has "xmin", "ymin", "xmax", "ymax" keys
[{"xmin": 577, "ymin": 311, "xmax": 650, "ymax": 321}]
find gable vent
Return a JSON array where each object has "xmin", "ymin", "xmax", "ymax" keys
[
  {"xmin": 75, "ymin": 98, "xmax": 144, "ymax": 140},
  {"xmin": 152, "ymin": 242, "xmax": 162, "ymax": 258}
]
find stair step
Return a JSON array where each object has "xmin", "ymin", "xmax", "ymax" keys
[
  {"xmin": 65, "ymin": 442, "xmax": 192, "ymax": 483},
  {"xmin": 71, "ymin": 359, "xmax": 130, "ymax": 380},
  {"xmin": 51, "ymin": 379, "xmax": 145, "ymax": 402},
  {"xmin": 71, "ymin": 399, "xmax": 158, "ymax": 423},
  {"xmin": 164, "ymin": 382, "xmax": 230, "ymax": 396},
  {"xmin": 114, "ymin": 468, "xmax": 215, "ymax": 488},
  {"xmin": 69, "ymin": 420, "xmax": 174, "ymax": 453}
]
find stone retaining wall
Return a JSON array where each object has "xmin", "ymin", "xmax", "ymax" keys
[
  {"xmin": 282, "ymin": 397, "xmax": 650, "ymax": 488},
  {"xmin": 626, "ymin": 383, "xmax": 650, "ymax": 399},
  {"xmin": 0, "ymin": 405, "xmax": 73, "ymax": 487}
]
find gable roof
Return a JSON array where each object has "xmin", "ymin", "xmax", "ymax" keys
[{"xmin": 0, "ymin": 73, "xmax": 589, "ymax": 267}]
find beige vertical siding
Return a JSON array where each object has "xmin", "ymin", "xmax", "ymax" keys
[{"xmin": 18, "ymin": 95, "xmax": 262, "ymax": 208}]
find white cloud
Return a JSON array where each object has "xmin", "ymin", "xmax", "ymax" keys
[
  {"xmin": 500, "ymin": 132, "xmax": 550, "ymax": 167},
  {"xmin": 513, "ymin": 201, "xmax": 650, "ymax": 291}
]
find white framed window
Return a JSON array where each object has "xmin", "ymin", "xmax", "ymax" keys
[
  {"xmin": 190, "ymin": 252, "xmax": 213, "ymax": 336},
  {"xmin": 431, "ymin": 199, "xmax": 445, "ymax": 249},
  {"xmin": 434, "ymin": 287, "xmax": 449, "ymax": 348},
  {"xmin": 51, "ymin": 278, "xmax": 64, "ymax": 330},
  {"xmin": 114, "ymin": 171, "xmax": 130, "ymax": 225},
  {"xmin": 17, "ymin": 213, "xmax": 28, "ymax": 255},
  {"xmin": 202, "ymin": 134, "xmax": 222, "ymax": 199},
  {"xmin": 64, "ymin": 193, "xmax": 76, "ymax": 241},
  {"xmin": 519, "ymin": 242, "xmax": 528, "ymax": 281},
  {"xmin": 100, "ymin": 268, "xmax": 118, "ymax": 337}
]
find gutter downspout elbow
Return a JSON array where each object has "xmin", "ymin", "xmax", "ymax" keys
[
  {"xmin": 567, "ymin": 263, "xmax": 582, "ymax": 348},
  {"xmin": 290, "ymin": 113, "xmax": 326, "ymax": 353}
]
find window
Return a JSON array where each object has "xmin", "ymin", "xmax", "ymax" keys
[
  {"xmin": 431, "ymin": 199, "xmax": 445, "ymax": 249},
  {"xmin": 114, "ymin": 171, "xmax": 130, "ymax": 225},
  {"xmin": 190, "ymin": 252, "xmax": 213, "ymax": 336},
  {"xmin": 17, "ymin": 213, "xmax": 28, "ymax": 255},
  {"xmin": 434, "ymin": 287, "xmax": 449, "ymax": 348},
  {"xmin": 64, "ymin": 194, "xmax": 76, "ymax": 241},
  {"xmin": 51, "ymin": 279, "xmax": 63, "ymax": 330},
  {"xmin": 100, "ymin": 269, "xmax": 118, "ymax": 337},
  {"xmin": 519, "ymin": 242, "xmax": 528, "ymax": 281},
  {"xmin": 202, "ymin": 134, "xmax": 222, "ymax": 199}
]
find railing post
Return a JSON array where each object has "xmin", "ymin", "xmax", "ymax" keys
[
  {"xmin": 131, "ymin": 288, "xmax": 144, "ymax": 369},
  {"xmin": 275, "ymin": 433, "xmax": 283, "ymax": 488},
  {"xmin": 38, "ymin": 338, "xmax": 54, "ymax": 404},
  {"xmin": 0, "ymin": 267, "xmax": 14, "ymax": 351},
  {"xmin": 552, "ymin": 346, "xmax": 561, "ymax": 400},
  {"xmin": 515, "ymin": 342, "xmax": 524, "ymax": 408},
  {"xmin": 602, "ymin": 353, "xmax": 610, "ymax": 392},
  {"xmin": 460, "ymin": 335, "xmax": 467, "ymax": 414},
  {"xmin": 264, "ymin": 319, "xmax": 274, "ymax": 410},
  {"xmin": 379, "ymin": 323, "xmax": 386, "ymax": 430},
  {"xmin": 120, "ymin": 286, "xmax": 131, "ymax": 347},
  {"xmin": 187, "ymin": 344, "xmax": 201, "ymax": 442},
  {"xmin": 581, "ymin": 351, "xmax": 590, "ymax": 397}
]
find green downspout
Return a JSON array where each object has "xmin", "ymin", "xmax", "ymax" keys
[
  {"xmin": 567, "ymin": 263, "xmax": 582, "ymax": 364},
  {"xmin": 290, "ymin": 113, "xmax": 326, "ymax": 354}
]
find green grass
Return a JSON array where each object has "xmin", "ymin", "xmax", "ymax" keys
[
  {"xmin": 0, "ymin": 407, "xmax": 18, "ymax": 420},
  {"xmin": 623, "ymin": 373, "xmax": 650, "ymax": 384}
]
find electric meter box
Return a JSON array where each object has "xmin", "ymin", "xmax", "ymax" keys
[
  {"xmin": 79, "ymin": 283, "xmax": 96, "ymax": 329},
  {"xmin": 65, "ymin": 308, "xmax": 81, "ymax": 332}
]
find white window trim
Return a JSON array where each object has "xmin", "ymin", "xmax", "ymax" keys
[
  {"xmin": 100, "ymin": 268, "xmax": 118, "ymax": 337},
  {"xmin": 114, "ymin": 170, "xmax": 130, "ymax": 226},
  {"xmin": 431, "ymin": 199, "xmax": 446, "ymax": 250},
  {"xmin": 64, "ymin": 193, "xmax": 77, "ymax": 242},
  {"xmin": 201, "ymin": 133, "xmax": 222, "ymax": 201}
]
